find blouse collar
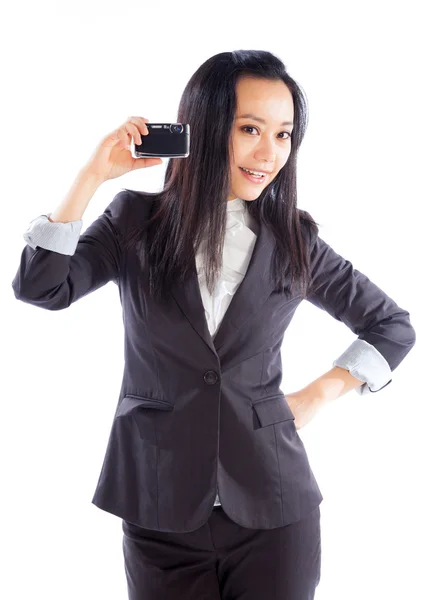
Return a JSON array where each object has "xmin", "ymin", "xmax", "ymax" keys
[{"xmin": 226, "ymin": 197, "xmax": 247, "ymax": 212}]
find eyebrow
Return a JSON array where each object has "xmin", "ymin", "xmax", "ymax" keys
[{"xmin": 237, "ymin": 113, "xmax": 294, "ymax": 126}]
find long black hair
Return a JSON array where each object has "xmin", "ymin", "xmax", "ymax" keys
[{"xmin": 119, "ymin": 49, "xmax": 319, "ymax": 304}]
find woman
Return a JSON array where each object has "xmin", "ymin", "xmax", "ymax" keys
[{"xmin": 12, "ymin": 50, "xmax": 416, "ymax": 599}]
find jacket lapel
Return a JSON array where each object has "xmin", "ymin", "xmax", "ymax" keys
[{"xmin": 170, "ymin": 218, "xmax": 276, "ymax": 356}]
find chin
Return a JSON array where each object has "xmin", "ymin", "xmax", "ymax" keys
[
  {"xmin": 240, "ymin": 190, "xmax": 265, "ymax": 201},
  {"xmin": 230, "ymin": 183, "xmax": 267, "ymax": 201}
]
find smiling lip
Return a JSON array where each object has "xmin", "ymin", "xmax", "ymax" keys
[
  {"xmin": 240, "ymin": 167, "xmax": 273, "ymax": 174},
  {"xmin": 239, "ymin": 167, "xmax": 268, "ymax": 184}
]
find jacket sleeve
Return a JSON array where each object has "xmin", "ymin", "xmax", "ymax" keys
[
  {"xmin": 305, "ymin": 228, "xmax": 416, "ymax": 395},
  {"xmin": 11, "ymin": 191, "xmax": 128, "ymax": 310}
]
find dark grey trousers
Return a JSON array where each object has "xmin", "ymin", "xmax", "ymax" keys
[{"xmin": 121, "ymin": 504, "xmax": 322, "ymax": 599}]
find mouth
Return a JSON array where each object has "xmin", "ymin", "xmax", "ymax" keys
[{"xmin": 239, "ymin": 166, "xmax": 268, "ymax": 183}]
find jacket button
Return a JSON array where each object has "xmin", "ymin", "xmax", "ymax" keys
[{"xmin": 204, "ymin": 370, "xmax": 218, "ymax": 385}]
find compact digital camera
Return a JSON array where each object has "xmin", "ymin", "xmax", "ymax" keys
[{"xmin": 132, "ymin": 123, "xmax": 190, "ymax": 158}]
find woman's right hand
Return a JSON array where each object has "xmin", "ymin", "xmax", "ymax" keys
[{"xmin": 84, "ymin": 116, "xmax": 163, "ymax": 183}]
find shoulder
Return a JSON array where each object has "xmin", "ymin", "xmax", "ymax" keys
[
  {"xmin": 102, "ymin": 188, "xmax": 161, "ymax": 252},
  {"xmin": 105, "ymin": 188, "xmax": 157, "ymax": 224},
  {"xmin": 102, "ymin": 188, "xmax": 159, "ymax": 242}
]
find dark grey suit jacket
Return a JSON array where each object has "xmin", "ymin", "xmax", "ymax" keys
[{"xmin": 12, "ymin": 190, "xmax": 416, "ymax": 533}]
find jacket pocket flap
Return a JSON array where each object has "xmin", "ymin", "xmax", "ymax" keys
[
  {"xmin": 252, "ymin": 394, "xmax": 295, "ymax": 427},
  {"xmin": 117, "ymin": 394, "xmax": 174, "ymax": 417}
]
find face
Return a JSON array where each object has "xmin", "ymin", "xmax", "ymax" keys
[{"xmin": 228, "ymin": 76, "xmax": 294, "ymax": 201}]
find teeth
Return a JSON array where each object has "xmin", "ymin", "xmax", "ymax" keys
[{"xmin": 241, "ymin": 167, "xmax": 265, "ymax": 177}]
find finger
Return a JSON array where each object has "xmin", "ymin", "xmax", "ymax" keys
[
  {"xmin": 127, "ymin": 116, "xmax": 149, "ymax": 136},
  {"xmin": 120, "ymin": 123, "xmax": 142, "ymax": 148},
  {"xmin": 125, "ymin": 122, "xmax": 149, "ymax": 147},
  {"xmin": 104, "ymin": 126, "xmax": 130, "ymax": 148},
  {"xmin": 116, "ymin": 123, "xmax": 139, "ymax": 149},
  {"xmin": 115, "ymin": 124, "xmax": 130, "ymax": 149}
]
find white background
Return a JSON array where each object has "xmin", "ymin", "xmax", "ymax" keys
[{"xmin": 2, "ymin": 1, "xmax": 435, "ymax": 598}]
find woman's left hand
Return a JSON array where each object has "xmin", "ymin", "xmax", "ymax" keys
[{"xmin": 285, "ymin": 391, "xmax": 325, "ymax": 430}]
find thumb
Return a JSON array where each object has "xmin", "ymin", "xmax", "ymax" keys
[{"xmin": 131, "ymin": 157, "xmax": 163, "ymax": 170}]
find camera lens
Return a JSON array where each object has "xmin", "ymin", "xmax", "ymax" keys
[{"xmin": 170, "ymin": 124, "xmax": 183, "ymax": 134}]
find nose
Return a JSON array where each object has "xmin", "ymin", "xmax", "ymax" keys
[{"xmin": 255, "ymin": 140, "xmax": 276, "ymax": 164}]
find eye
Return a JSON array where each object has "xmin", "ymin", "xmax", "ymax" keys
[
  {"xmin": 241, "ymin": 125, "xmax": 292, "ymax": 140},
  {"xmin": 242, "ymin": 125, "xmax": 258, "ymax": 135}
]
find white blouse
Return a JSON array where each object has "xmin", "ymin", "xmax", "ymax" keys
[{"xmin": 195, "ymin": 197, "xmax": 258, "ymax": 339}]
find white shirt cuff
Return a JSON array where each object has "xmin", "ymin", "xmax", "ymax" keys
[
  {"xmin": 333, "ymin": 338, "xmax": 392, "ymax": 395},
  {"xmin": 23, "ymin": 213, "xmax": 83, "ymax": 256}
]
